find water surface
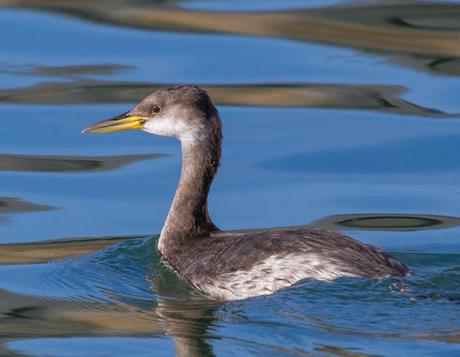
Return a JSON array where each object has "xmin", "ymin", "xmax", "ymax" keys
[{"xmin": 1, "ymin": 0, "xmax": 460, "ymax": 356}]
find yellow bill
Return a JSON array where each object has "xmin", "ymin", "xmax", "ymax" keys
[{"xmin": 82, "ymin": 113, "xmax": 148, "ymax": 134}]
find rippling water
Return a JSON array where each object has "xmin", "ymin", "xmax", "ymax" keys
[{"xmin": 1, "ymin": 0, "xmax": 460, "ymax": 356}]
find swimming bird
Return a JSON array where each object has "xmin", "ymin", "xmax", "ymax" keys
[{"xmin": 83, "ymin": 85, "xmax": 410, "ymax": 300}]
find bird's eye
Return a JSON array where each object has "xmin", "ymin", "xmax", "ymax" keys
[{"xmin": 152, "ymin": 105, "xmax": 161, "ymax": 114}]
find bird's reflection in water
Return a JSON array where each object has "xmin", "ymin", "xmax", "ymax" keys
[
  {"xmin": 149, "ymin": 268, "xmax": 218, "ymax": 357},
  {"xmin": 0, "ymin": 290, "xmax": 218, "ymax": 357},
  {"xmin": 1, "ymin": 213, "xmax": 460, "ymax": 356},
  {"xmin": 0, "ymin": 237, "xmax": 220, "ymax": 356}
]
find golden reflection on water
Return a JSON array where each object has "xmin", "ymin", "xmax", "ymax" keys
[
  {"xmin": 0, "ymin": 236, "xmax": 139, "ymax": 264},
  {"xmin": 0, "ymin": 288, "xmax": 217, "ymax": 357},
  {"xmin": 0, "ymin": 78, "xmax": 454, "ymax": 118},
  {"xmin": 1, "ymin": 0, "xmax": 460, "ymax": 75}
]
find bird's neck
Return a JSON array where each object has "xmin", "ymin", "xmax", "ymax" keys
[{"xmin": 158, "ymin": 122, "xmax": 221, "ymax": 257}]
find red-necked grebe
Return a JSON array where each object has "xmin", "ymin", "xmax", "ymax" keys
[{"xmin": 83, "ymin": 85, "xmax": 409, "ymax": 300}]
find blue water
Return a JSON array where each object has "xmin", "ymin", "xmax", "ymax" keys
[{"xmin": 1, "ymin": 1, "xmax": 460, "ymax": 356}]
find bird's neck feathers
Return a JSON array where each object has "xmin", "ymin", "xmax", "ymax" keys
[{"xmin": 158, "ymin": 113, "xmax": 222, "ymax": 258}]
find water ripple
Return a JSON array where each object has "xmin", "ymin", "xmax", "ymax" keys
[{"xmin": 0, "ymin": 237, "xmax": 459, "ymax": 355}]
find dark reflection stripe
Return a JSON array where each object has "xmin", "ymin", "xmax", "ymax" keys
[
  {"xmin": 0, "ymin": 153, "xmax": 164, "ymax": 173},
  {"xmin": 0, "ymin": 197, "xmax": 56, "ymax": 224},
  {"xmin": 311, "ymin": 214, "xmax": 460, "ymax": 232},
  {"xmin": 2, "ymin": 1, "xmax": 460, "ymax": 75},
  {"xmin": 0, "ymin": 63, "xmax": 133, "ymax": 78},
  {"xmin": 0, "ymin": 197, "xmax": 55, "ymax": 214},
  {"xmin": 0, "ymin": 81, "xmax": 455, "ymax": 118}
]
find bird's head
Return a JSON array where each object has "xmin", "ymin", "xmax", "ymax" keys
[{"xmin": 83, "ymin": 85, "xmax": 219, "ymax": 142}]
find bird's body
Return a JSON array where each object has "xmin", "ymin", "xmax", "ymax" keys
[
  {"xmin": 84, "ymin": 85, "xmax": 410, "ymax": 300},
  {"xmin": 161, "ymin": 227, "xmax": 408, "ymax": 300}
]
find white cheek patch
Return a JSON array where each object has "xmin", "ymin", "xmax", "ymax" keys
[
  {"xmin": 143, "ymin": 116, "xmax": 184, "ymax": 137},
  {"xmin": 143, "ymin": 107, "xmax": 203, "ymax": 141}
]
